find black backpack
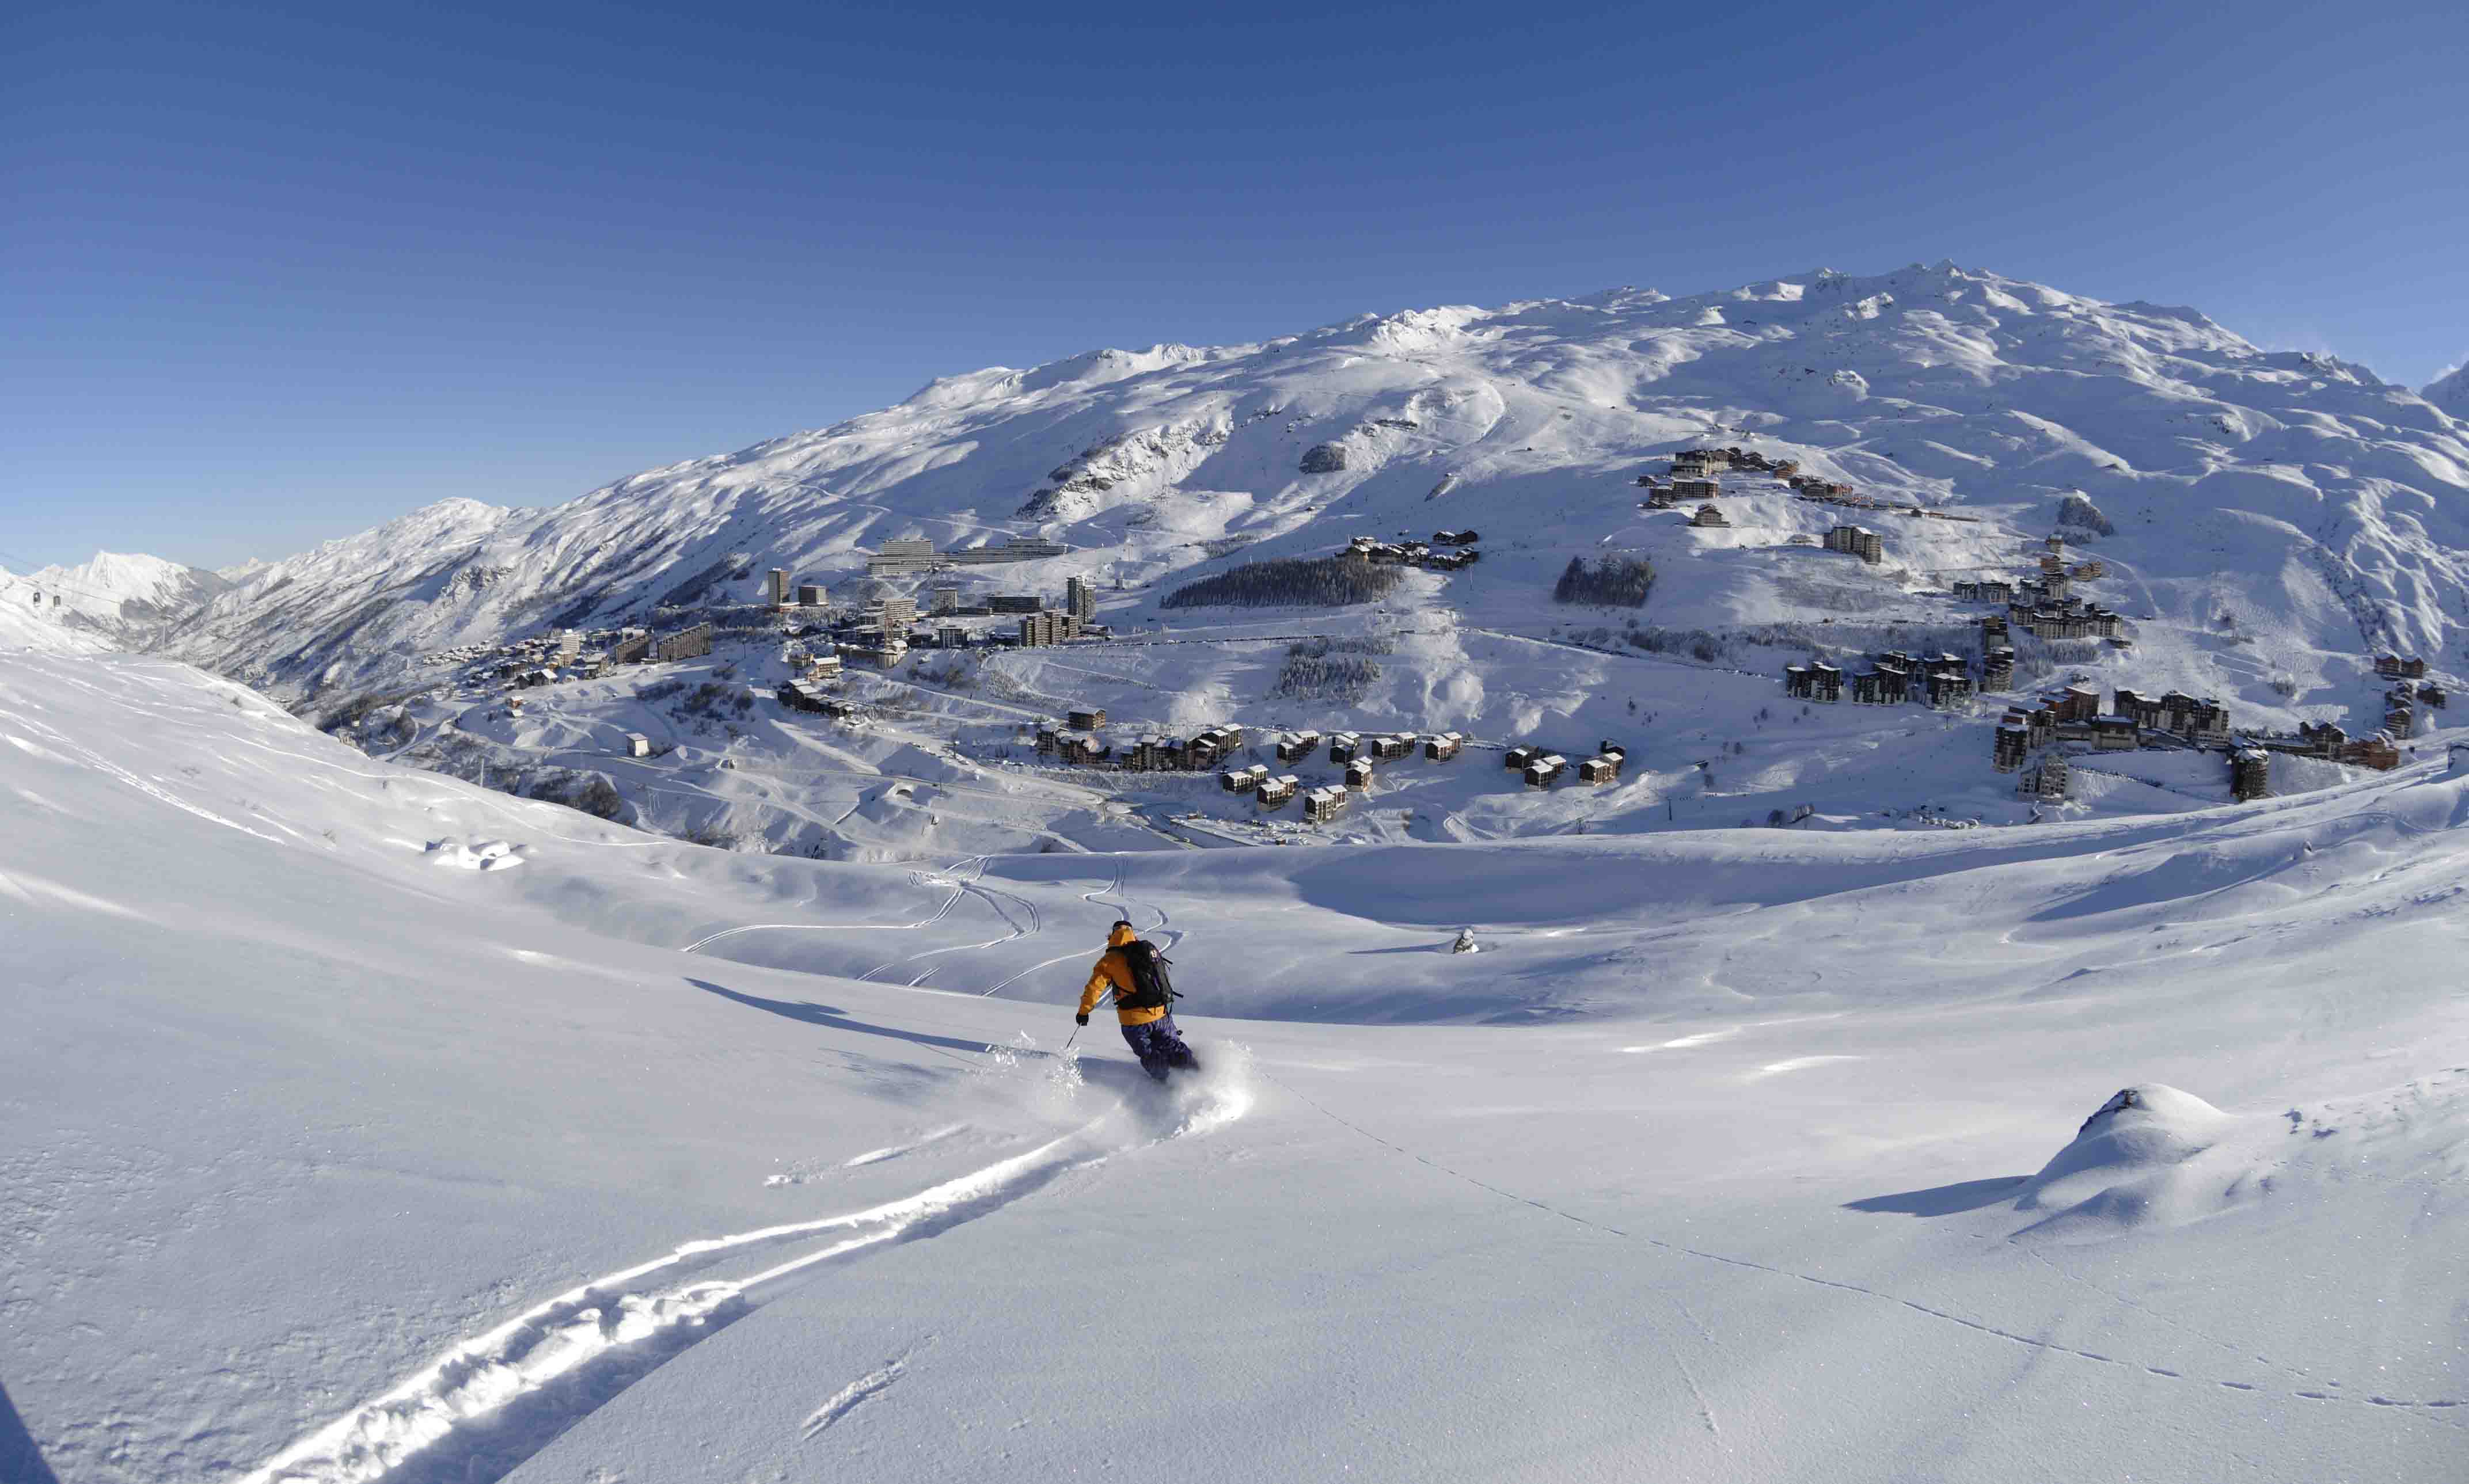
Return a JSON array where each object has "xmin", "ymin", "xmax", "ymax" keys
[{"xmin": 1114, "ymin": 939, "xmax": 1179, "ymax": 1011}]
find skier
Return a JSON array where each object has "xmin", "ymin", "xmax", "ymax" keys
[{"xmin": 1076, "ymin": 920, "xmax": 1199, "ymax": 1082}]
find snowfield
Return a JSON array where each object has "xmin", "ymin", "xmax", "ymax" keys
[{"xmin": 6, "ymin": 647, "xmax": 2464, "ymax": 1483}]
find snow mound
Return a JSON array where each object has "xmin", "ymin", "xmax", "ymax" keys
[
  {"xmin": 2011, "ymin": 1085, "xmax": 2245, "ymax": 1243},
  {"xmin": 426, "ymin": 838, "xmax": 530, "ymax": 870}
]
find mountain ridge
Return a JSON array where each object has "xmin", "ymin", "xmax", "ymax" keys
[{"xmin": 161, "ymin": 261, "xmax": 2469, "ymax": 708}]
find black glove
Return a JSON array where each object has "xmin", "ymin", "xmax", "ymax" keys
[{"xmin": 1074, "ymin": 1013, "xmax": 1089, "ymax": 1026}]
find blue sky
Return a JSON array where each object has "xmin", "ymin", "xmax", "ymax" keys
[{"xmin": 6, "ymin": 0, "xmax": 2464, "ymax": 571}]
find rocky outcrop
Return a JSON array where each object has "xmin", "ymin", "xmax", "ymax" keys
[
  {"xmin": 2056, "ymin": 492, "xmax": 2115, "ymax": 538},
  {"xmin": 1299, "ymin": 443, "xmax": 1350, "ymax": 474}
]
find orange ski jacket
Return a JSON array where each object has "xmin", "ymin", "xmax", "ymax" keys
[{"xmin": 1080, "ymin": 923, "xmax": 1167, "ymax": 1026}]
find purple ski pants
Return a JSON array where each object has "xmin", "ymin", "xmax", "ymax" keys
[{"xmin": 1120, "ymin": 1015, "xmax": 1199, "ymax": 1081}]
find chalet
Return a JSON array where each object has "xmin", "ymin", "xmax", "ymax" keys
[
  {"xmin": 1597, "ymin": 740, "xmax": 1627, "ymax": 764},
  {"xmin": 2231, "ymin": 748, "xmax": 2272, "ymax": 801},
  {"xmin": 2376, "ymin": 654, "xmax": 2429, "ymax": 680},
  {"xmin": 1824, "ymin": 525, "xmax": 1883, "ymax": 565},
  {"xmin": 1068, "ymin": 707, "xmax": 1108, "ymax": 732},
  {"xmin": 804, "ymin": 653, "xmax": 844, "ymax": 682},
  {"xmin": 777, "ymin": 680, "xmax": 829, "ymax": 714},
  {"xmin": 1577, "ymin": 754, "xmax": 1621, "ymax": 785},
  {"xmin": 1433, "ymin": 530, "xmax": 1480, "ymax": 546},
  {"xmin": 1344, "ymin": 759, "xmax": 1375, "ymax": 789},
  {"xmin": 1256, "ymin": 774, "xmax": 1299, "ymax": 808},
  {"xmin": 1524, "ymin": 754, "xmax": 1568, "ymax": 788},
  {"xmin": 2071, "ymin": 560, "xmax": 2106, "ymax": 580},
  {"xmin": 1672, "ymin": 478, "xmax": 1722, "ymax": 502},
  {"xmin": 2045, "ymin": 535, "xmax": 2067, "ymax": 553},
  {"xmin": 2384, "ymin": 699, "xmax": 2416, "ymax": 739},
  {"xmin": 1303, "ymin": 785, "xmax": 1350, "ymax": 823},
  {"xmin": 1221, "ymin": 763, "xmax": 1270, "ymax": 793},
  {"xmin": 2091, "ymin": 716, "xmax": 2139, "ymax": 751},
  {"xmin": 1672, "ymin": 449, "xmax": 1729, "ymax": 475},
  {"xmin": 1328, "ymin": 732, "xmax": 1365, "ymax": 764},
  {"xmin": 2345, "ymin": 735, "xmax": 2402, "ymax": 771},
  {"xmin": 1423, "ymin": 732, "xmax": 1464, "ymax": 762},
  {"xmin": 2039, "ymin": 553, "xmax": 2067, "ymax": 577},
  {"xmin": 1773, "ymin": 459, "xmax": 1801, "ymax": 477},
  {"xmin": 624, "ymin": 733, "xmax": 652, "ymax": 758},
  {"xmin": 1690, "ymin": 504, "xmax": 1730, "ymax": 528},
  {"xmin": 1275, "ymin": 730, "xmax": 1323, "ymax": 763},
  {"xmin": 2420, "ymin": 684, "xmax": 2448, "ymax": 709},
  {"xmin": 2297, "ymin": 721, "xmax": 2348, "ymax": 758},
  {"xmin": 1502, "ymin": 745, "xmax": 1539, "ymax": 773}
]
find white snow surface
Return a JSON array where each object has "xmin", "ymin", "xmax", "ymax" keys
[{"xmin": 6, "ymin": 647, "xmax": 2466, "ymax": 1483}]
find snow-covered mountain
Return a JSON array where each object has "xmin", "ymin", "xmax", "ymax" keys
[
  {"xmin": 17, "ymin": 550, "xmax": 234, "ymax": 640},
  {"xmin": 169, "ymin": 262, "xmax": 2469, "ymax": 705},
  {"xmin": 2428, "ymin": 361, "xmax": 2469, "ymax": 418}
]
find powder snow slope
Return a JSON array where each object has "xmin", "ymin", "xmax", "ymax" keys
[
  {"xmin": 167, "ymin": 263, "xmax": 2469, "ymax": 707},
  {"xmin": 5, "ymin": 648, "xmax": 2464, "ymax": 1484}
]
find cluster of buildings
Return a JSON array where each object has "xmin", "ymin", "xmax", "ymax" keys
[
  {"xmin": 455, "ymin": 620, "xmax": 721, "ymax": 695},
  {"xmin": 863, "ymin": 536, "xmax": 1069, "ymax": 577},
  {"xmin": 1785, "ymin": 648, "xmax": 1994, "ymax": 709},
  {"xmin": 1992, "ymin": 685, "xmax": 2272, "ymax": 800},
  {"xmin": 1017, "ymin": 707, "xmax": 1624, "ymax": 824},
  {"xmin": 1822, "ymin": 524, "xmax": 1884, "ymax": 565},
  {"xmin": 1950, "ymin": 539, "xmax": 2125, "ymax": 642},
  {"xmin": 1344, "ymin": 530, "xmax": 1484, "ymax": 571},
  {"xmin": 606, "ymin": 621, "xmax": 714, "ymax": 667},
  {"xmin": 1991, "ymin": 685, "xmax": 2235, "ymax": 773}
]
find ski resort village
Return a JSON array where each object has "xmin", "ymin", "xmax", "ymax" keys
[{"xmin": 10, "ymin": 264, "xmax": 2469, "ymax": 1484}]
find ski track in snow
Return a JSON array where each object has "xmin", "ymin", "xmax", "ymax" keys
[
  {"xmin": 1263, "ymin": 1073, "xmax": 2464, "ymax": 1428},
  {"xmin": 799, "ymin": 1338, "xmax": 930, "ymax": 1440},
  {"xmin": 240, "ymin": 1089, "xmax": 1250, "ymax": 1484}
]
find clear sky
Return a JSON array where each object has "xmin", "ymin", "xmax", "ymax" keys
[{"xmin": 6, "ymin": 0, "xmax": 2464, "ymax": 572}]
